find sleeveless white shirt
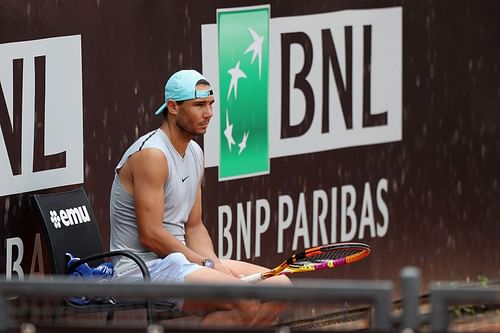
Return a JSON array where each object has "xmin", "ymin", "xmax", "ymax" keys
[{"xmin": 109, "ymin": 129, "xmax": 204, "ymax": 274}]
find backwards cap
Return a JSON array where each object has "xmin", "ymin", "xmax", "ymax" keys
[{"xmin": 154, "ymin": 69, "xmax": 213, "ymax": 115}]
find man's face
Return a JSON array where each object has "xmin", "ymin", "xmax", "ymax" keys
[{"xmin": 175, "ymin": 83, "xmax": 214, "ymax": 136}]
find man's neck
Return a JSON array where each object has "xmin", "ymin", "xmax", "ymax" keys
[{"xmin": 160, "ymin": 121, "xmax": 191, "ymax": 157}]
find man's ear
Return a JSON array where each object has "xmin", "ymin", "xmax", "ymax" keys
[{"xmin": 167, "ymin": 100, "xmax": 177, "ymax": 115}]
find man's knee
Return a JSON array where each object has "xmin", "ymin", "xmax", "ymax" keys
[
  {"xmin": 236, "ymin": 299, "xmax": 261, "ymax": 323},
  {"xmin": 166, "ymin": 252, "xmax": 190, "ymax": 265}
]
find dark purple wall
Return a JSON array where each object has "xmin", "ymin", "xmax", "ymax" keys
[{"xmin": 1, "ymin": 0, "xmax": 499, "ymax": 288}]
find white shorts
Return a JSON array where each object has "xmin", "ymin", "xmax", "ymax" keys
[{"xmin": 113, "ymin": 252, "xmax": 202, "ymax": 310}]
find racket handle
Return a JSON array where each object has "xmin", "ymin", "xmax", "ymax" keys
[{"xmin": 240, "ymin": 272, "xmax": 264, "ymax": 283}]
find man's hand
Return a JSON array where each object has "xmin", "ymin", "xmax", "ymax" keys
[{"xmin": 213, "ymin": 260, "xmax": 243, "ymax": 279}]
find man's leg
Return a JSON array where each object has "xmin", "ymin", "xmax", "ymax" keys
[
  {"xmin": 153, "ymin": 253, "xmax": 290, "ymax": 326},
  {"xmin": 219, "ymin": 259, "xmax": 292, "ymax": 325},
  {"xmin": 220, "ymin": 259, "xmax": 292, "ymax": 285},
  {"xmin": 182, "ymin": 267, "xmax": 262, "ymax": 326}
]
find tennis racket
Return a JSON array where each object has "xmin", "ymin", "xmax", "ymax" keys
[{"xmin": 241, "ymin": 242, "xmax": 370, "ymax": 283}]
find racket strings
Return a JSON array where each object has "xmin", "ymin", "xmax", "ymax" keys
[
  {"xmin": 277, "ymin": 243, "xmax": 370, "ymax": 276},
  {"xmin": 294, "ymin": 248, "xmax": 363, "ymax": 266}
]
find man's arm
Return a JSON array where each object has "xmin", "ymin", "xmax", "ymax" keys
[
  {"xmin": 184, "ymin": 187, "xmax": 218, "ymax": 258},
  {"xmin": 131, "ymin": 148, "xmax": 207, "ymax": 265},
  {"xmin": 185, "ymin": 186, "xmax": 239, "ymax": 276}
]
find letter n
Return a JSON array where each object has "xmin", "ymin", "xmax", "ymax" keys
[
  {"xmin": 0, "ymin": 58, "xmax": 23, "ymax": 175},
  {"xmin": 321, "ymin": 27, "xmax": 353, "ymax": 132}
]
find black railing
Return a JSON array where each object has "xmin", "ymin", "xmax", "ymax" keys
[{"xmin": 0, "ymin": 267, "xmax": 498, "ymax": 332}]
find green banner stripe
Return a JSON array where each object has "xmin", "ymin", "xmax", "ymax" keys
[{"xmin": 218, "ymin": 6, "xmax": 270, "ymax": 180}]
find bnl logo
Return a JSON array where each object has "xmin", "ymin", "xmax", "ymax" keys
[
  {"xmin": 204, "ymin": 6, "xmax": 402, "ymax": 179},
  {"xmin": 0, "ymin": 36, "xmax": 83, "ymax": 196}
]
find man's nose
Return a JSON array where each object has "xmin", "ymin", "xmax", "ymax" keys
[{"xmin": 204, "ymin": 105, "xmax": 213, "ymax": 119}]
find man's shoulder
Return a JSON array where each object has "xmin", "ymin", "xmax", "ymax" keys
[
  {"xmin": 128, "ymin": 148, "xmax": 168, "ymax": 180},
  {"xmin": 136, "ymin": 129, "xmax": 162, "ymax": 145},
  {"xmin": 134, "ymin": 146, "xmax": 166, "ymax": 158}
]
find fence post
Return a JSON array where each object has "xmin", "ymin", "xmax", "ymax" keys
[
  {"xmin": 0, "ymin": 295, "xmax": 7, "ymax": 333},
  {"xmin": 430, "ymin": 291, "xmax": 448, "ymax": 331},
  {"xmin": 401, "ymin": 266, "xmax": 421, "ymax": 330}
]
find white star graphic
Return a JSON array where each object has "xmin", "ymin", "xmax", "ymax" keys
[
  {"xmin": 238, "ymin": 131, "xmax": 249, "ymax": 155},
  {"xmin": 244, "ymin": 28, "xmax": 264, "ymax": 78},
  {"xmin": 227, "ymin": 61, "xmax": 247, "ymax": 100},
  {"xmin": 224, "ymin": 109, "xmax": 236, "ymax": 152}
]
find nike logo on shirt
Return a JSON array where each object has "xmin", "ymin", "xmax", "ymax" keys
[{"xmin": 182, "ymin": 176, "xmax": 190, "ymax": 182}]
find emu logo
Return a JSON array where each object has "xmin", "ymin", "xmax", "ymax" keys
[{"xmin": 49, "ymin": 205, "xmax": 90, "ymax": 229}]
